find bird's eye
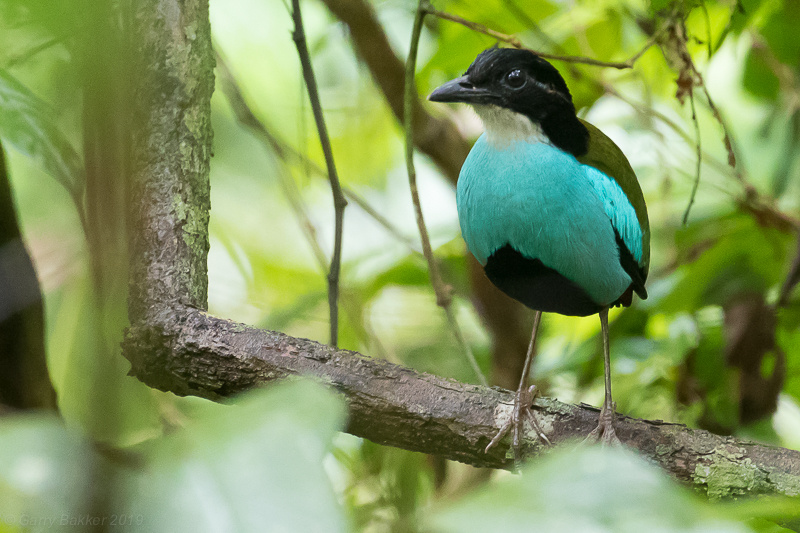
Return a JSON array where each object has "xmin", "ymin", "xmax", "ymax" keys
[{"xmin": 505, "ymin": 69, "xmax": 526, "ymax": 89}]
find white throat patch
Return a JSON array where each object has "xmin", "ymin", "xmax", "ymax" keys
[{"xmin": 473, "ymin": 104, "xmax": 551, "ymax": 147}]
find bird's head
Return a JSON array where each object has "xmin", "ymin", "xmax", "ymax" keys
[{"xmin": 429, "ymin": 47, "xmax": 588, "ymax": 155}]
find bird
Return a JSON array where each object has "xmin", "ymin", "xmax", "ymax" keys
[{"xmin": 428, "ymin": 47, "xmax": 650, "ymax": 455}]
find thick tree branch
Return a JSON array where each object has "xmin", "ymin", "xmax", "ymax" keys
[{"xmin": 124, "ymin": 307, "xmax": 800, "ymax": 499}]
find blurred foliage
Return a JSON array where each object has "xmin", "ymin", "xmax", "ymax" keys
[
  {"xmin": 0, "ymin": 0, "xmax": 800, "ymax": 530},
  {"xmin": 427, "ymin": 446, "xmax": 798, "ymax": 533},
  {"xmin": 0, "ymin": 380, "xmax": 347, "ymax": 533}
]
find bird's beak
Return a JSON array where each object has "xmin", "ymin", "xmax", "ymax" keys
[{"xmin": 428, "ymin": 75, "xmax": 492, "ymax": 104}]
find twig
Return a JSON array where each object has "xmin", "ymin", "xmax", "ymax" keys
[
  {"xmin": 421, "ymin": 1, "xmax": 660, "ymax": 70},
  {"xmin": 220, "ymin": 62, "xmax": 398, "ymax": 357},
  {"xmin": 219, "ymin": 51, "xmax": 398, "ymax": 357},
  {"xmin": 405, "ymin": 1, "xmax": 487, "ymax": 386},
  {"xmin": 291, "ymin": 0, "xmax": 348, "ymax": 348},
  {"xmin": 682, "ymin": 88, "xmax": 702, "ymax": 225},
  {"xmin": 319, "ymin": 0, "xmax": 531, "ymax": 389}
]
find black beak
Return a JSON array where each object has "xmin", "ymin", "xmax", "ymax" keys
[{"xmin": 428, "ymin": 75, "xmax": 493, "ymax": 104}]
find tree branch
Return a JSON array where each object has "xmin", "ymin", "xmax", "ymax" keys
[
  {"xmin": 127, "ymin": 0, "xmax": 214, "ymax": 320},
  {"xmin": 291, "ymin": 0, "xmax": 347, "ymax": 348},
  {"xmin": 123, "ymin": 307, "xmax": 800, "ymax": 499}
]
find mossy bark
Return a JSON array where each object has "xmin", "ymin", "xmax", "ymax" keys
[{"xmin": 127, "ymin": 0, "xmax": 214, "ymax": 321}]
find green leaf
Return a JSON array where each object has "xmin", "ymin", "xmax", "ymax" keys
[
  {"xmin": 116, "ymin": 380, "xmax": 348, "ymax": 533},
  {"xmin": 649, "ymin": 0, "xmax": 673, "ymax": 14},
  {"xmin": 743, "ymin": 49, "xmax": 780, "ymax": 100},
  {"xmin": 0, "ymin": 415, "xmax": 97, "ymax": 529},
  {"xmin": 0, "ymin": 68, "xmax": 83, "ymax": 195},
  {"xmin": 760, "ymin": 2, "xmax": 800, "ymax": 67},
  {"xmin": 46, "ymin": 274, "xmax": 163, "ymax": 444},
  {"xmin": 426, "ymin": 446, "xmax": 754, "ymax": 533},
  {"xmin": 584, "ymin": 9, "xmax": 623, "ymax": 60}
]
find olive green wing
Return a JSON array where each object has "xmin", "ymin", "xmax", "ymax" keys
[{"xmin": 577, "ymin": 118, "xmax": 650, "ymax": 293}]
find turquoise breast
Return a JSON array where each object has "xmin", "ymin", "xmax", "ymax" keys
[{"xmin": 457, "ymin": 133, "xmax": 641, "ymax": 309}]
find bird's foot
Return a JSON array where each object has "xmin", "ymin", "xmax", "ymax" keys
[
  {"xmin": 584, "ymin": 401, "xmax": 621, "ymax": 446},
  {"xmin": 485, "ymin": 385, "xmax": 551, "ymax": 462}
]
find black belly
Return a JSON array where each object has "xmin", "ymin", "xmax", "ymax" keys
[{"xmin": 484, "ymin": 245, "xmax": 603, "ymax": 317}]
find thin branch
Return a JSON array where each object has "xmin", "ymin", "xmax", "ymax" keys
[
  {"xmin": 422, "ymin": 1, "xmax": 660, "ymax": 70},
  {"xmin": 405, "ymin": 0, "xmax": 487, "ymax": 386},
  {"xmin": 321, "ymin": 0, "xmax": 472, "ymax": 184},
  {"xmin": 291, "ymin": 0, "xmax": 348, "ymax": 348},
  {"xmin": 682, "ymin": 88, "xmax": 702, "ymax": 225},
  {"xmin": 697, "ymin": 74, "xmax": 738, "ymax": 170},
  {"xmin": 404, "ymin": 4, "xmax": 444, "ymax": 306},
  {"xmin": 218, "ymin": 50, "xmax": 401, "ymax": 358},
  {"xmin": 424, "ymin": 3, "xmax": 526, "ymax": 48},
  {"xmin": 602, "ymin": 84, "xmax": 800, "ymax": 230}
]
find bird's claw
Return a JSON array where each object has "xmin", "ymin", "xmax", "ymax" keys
[
  {"xmin": 583, "ymin": 400, "xmax": 621, "ymax": 446},
  {"xmin": 485, "ymin": 385, "xmax": 551, "ymax": 461}
]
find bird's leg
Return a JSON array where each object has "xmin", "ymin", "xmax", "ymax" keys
[
  {"xmin": 485, "ymin": 311, "xmax": 550, "ymax": 461},
  {"xmin": 586, "ymin": 308, "xmax": 622, "ymax": 446}
]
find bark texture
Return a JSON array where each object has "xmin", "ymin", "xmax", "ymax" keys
[
  {"xmin": 123, "ymin": 307, "xmax": 800, "ymax": 499},
  {"xmin": 128, "ymin": 0, "xmax": 215, "ymax": 321}
]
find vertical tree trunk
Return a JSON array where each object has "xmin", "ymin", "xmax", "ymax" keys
[{"xmin": 127, "ymin": 0, "xmax": 215, "ymax": 323}]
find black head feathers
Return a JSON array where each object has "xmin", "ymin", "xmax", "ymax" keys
[
  {"xmin": 429, "ymin": 47, "xmax": 588, "ymax": 156},
  {"xmin": 464, "ymin": 48, "xmax": 574, "ymax": 106}
]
